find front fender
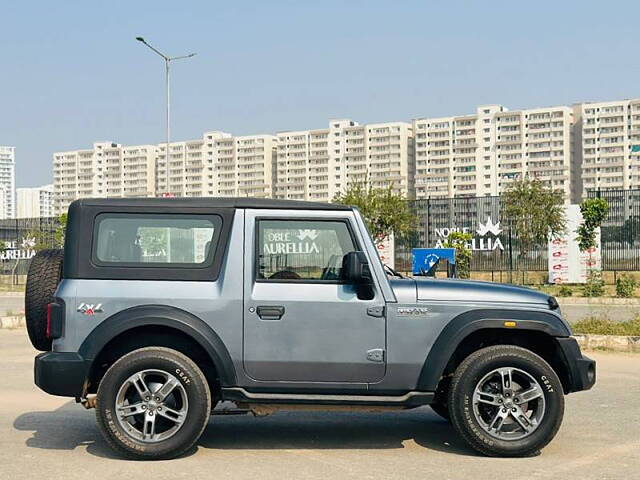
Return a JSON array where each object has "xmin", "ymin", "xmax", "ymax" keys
[
  {"xmin": 78, "ymin": 304, "xmax": 237, "ymax": 386},
  {"xmin": 416, "ymin": 308, "xmax": 570, "ymax": 391}
]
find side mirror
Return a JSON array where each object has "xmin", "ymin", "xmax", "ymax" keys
[{"xmin": 342, "ymin": 251, "xmax": 371, "ymax": 284}]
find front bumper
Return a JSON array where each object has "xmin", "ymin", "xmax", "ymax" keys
[
  {"xmin": 556, "ymin": 337, "xmax": 596, "ymax": 393},
  {"xmin": 34, "ymin": 352, "xmax": 89, "ymax": 397}
]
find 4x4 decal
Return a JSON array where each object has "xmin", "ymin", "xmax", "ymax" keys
[{"xmin": 77, "ymin": 303, "xmax": 103, "ymax": 316}]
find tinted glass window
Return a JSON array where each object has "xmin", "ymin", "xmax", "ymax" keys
[
  {"xmin": 94, "ymin": 214, "xmax": 220, "ymax": 266},
  {"xmin": 257, "ymin": 220, "xmax": 356, "ymax": 281}
]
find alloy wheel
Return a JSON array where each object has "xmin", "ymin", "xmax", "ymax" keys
[
  {"xmin": 471, "ymin": 367, "xmax": 546, "ymax": 440},
  {"xmin": 114, "ymin": 369, "xmax": 189, "ymax": 443}
]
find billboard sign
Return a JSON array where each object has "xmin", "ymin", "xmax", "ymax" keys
[{"xmin": 548, "ymin": 205, "xmax": 601, "ymax": 284}]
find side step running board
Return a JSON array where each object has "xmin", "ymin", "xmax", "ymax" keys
[{"xmin": 221, "ymin": 387, "xmax": 434, "ymax": 407}]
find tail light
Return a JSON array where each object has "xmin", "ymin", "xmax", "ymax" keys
[
  {"xmin": 46, "ymin": 301, "xmax": 64, "ymax": 339},
  {"xmin": 46, "ymin": 303, "xmax": 53, "ymax": 338}
]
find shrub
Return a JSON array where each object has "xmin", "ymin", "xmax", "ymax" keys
[
  {"xmin": 616, "ymin": 275, "xmax": 638, "ymax": 298},
  {"xmin": 442, "ymin": 231, "xmax": 472, "ymax": 279},
  {"xmin": 573, "ymin": 316, "xmax": 640, "ymax": 336},
  {"xmin": 558, "ymin": 285, "xmax": 573, "ymax": 297},
  {"xmin": 582, "ymin": 270, "xmax": 605, "ymax": 297}
]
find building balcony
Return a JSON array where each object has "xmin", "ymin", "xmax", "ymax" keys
[{"xmin": 496, "ymin": 116, "xmax": 521, "ymax": 124}]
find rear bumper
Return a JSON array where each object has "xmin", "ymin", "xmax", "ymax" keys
[
  {"xmin": 556, "ymin": 337, "xmax": 596, "ymax": 393},
  {"xmin": 34, "ymin": 352, "xmax": 89, "ymax": 397}
]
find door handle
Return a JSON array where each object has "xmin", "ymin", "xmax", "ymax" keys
[{"xmin": 256, "ymin": 305, "xmax": 285, "ymax": 320}]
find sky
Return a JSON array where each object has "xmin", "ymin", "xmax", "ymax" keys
[{"xmin": 1, "ymin": 0, "xmax": 639, "ymax": 187}]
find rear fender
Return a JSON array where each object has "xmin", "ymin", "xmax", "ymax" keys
[{"xmin": 78, "ymin": 304, "xmax": 237, "ymax": 386}]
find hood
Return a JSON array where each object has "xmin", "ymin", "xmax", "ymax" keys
[{"xmin": 413, "ymin": 277, "xmax": 552, "ymax": 306}]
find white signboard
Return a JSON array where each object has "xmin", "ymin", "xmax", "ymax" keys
[
  {"xmin": 433, "ymin": 216, "xmax": 504, "ymax": 251},
  {"xmin": 1, "ymin": 237, "xmax": 36, "ymax": 261},
  {"xmin": 375, "ymin": 233, "xmax": 395, "ymax": 269},
  {"xmin": 548, "ymin": 205, "xmax": 601, "ymax": 284}
]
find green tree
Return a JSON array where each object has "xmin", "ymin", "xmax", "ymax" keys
[
  {"xmin": 576, "ymin": 198, "xmax": 609, "ymax": 297},
  {"xmin": 501, "ymin": 178, "xmax": 566, "ymax": 278},
  {"xmin": 53, "ymin": 213, "xmax": 67, "ymax": 248},
  {"xmin": 333, "ymin": 182, "xmax": 416, "ymax": 244},
  {"xmin": 576, "ymin": 198, "xmax": 609, "ymax": 252},
  {"xmin": 27, "ymin": 214, "xmax": 68, "ymax": 251},
  {"xmin": 442, "ymin": 231, "xmax": 472, "ymax": 279}
]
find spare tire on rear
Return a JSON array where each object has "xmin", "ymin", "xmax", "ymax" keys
[{"xmin": 25, "ymin": 249, "xmax": 64, "ymax": 351}]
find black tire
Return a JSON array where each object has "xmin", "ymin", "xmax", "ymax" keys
[
  {"xmin": 96, "ymin": 347, "xmax": 211, "ymax": 460},
  {"xmin": 430, "ymin": 402, "xmax": 451, "ymax": 421},
  {"xmin": 448, "ymin": 345, "xmax": 564, "ymax": 457},
  {"xmin": 25, "ymin": 249, "xmax": 63, "ymax": 351}
]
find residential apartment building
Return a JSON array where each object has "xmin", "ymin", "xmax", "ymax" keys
[
  {"xmin": 414, "ymin": 105, "xmax": 503, "ymax": 199},
  {"xmin": 0, "ymin": 146, "xmax": 16, "ymax": 219},
  {"xmin": 496, "ymin": 106, "xmax": 575, "ymax": 201},
  {"xmin": 16, "ymin": 184, "xmax": 54, "ymax": 218},
  {"xmin": 156, "ymin": 132, "xmax": 277, "ymax": 198},
  {"xmin": 275, "ymin": 122, "xmax": 348, "ymax": 201},
  {"xmin": 275, "ymin": 120, "xmax": 414, "ymax": 201},
  {"xmin": 414, "ymin": 105, "xmax": 576, "ymax": 202},
  {"xmin": 54, "ymin": 133, "xmax": 277, "ymax": 213},
  {"xmin": 0, "ymin": 190, "xmax": 6, "ymax": 219},
  {"xmin": 51, "ymin": 97, "xmax": 640, "ymax": 211},
  {"xmin": 216, "ymin": 134, "xmax": 278, "ymax": 198},
  {"xmin": 53, "ymin": 142, "xmax": 156, "ymax": 214},
  {"xmin": 577, "ymin": 99, "xmax": 640, "ymax": 195}
]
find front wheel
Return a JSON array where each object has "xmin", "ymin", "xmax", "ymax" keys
[
  {"xmin": 448, "ymin": 345, "xmax": 564, "ymax": 457},
  {"xmin": 96, "ymin": 347, "xmax": 211, "ymax": 460}
]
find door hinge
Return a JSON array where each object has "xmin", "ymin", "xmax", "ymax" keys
[
  {"xmin": 366, "ymin": 349, "xmax": 385, "ymax": 363},
  {"xmin": 366, "ymin": 306, "xmax": 385, "ymax": 318}
]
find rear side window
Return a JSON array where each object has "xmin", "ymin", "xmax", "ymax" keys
[{"xmin": 93, "ymin": 214, "xmax": 221, "ymax": 267}]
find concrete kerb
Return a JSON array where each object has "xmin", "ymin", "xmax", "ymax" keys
[
  {"xmin": 573, "ymin": 334, "xmax": 640, "ymax": 353},
  {"xmin": 559, "ymin": 297, "xmax": 640, "ymax": 306},
  {"xmin": 0, "ymin": 315, "xmax": 26, "ymax": 329}
]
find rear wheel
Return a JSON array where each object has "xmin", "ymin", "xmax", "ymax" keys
[
  {"xmin": 96, "ymin": 347, "xmax": 211, "ymax": 460},
  {"xmin": 25, "ymin": 249, "xmax": 63, "ymax": 351},
  {"xmin": 448, "ymin": 345, "xmax": 564, "ymax": 457}
]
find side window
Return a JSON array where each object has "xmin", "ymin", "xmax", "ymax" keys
[
  {"xmin": 94, "ymin": 214, "xmax": 221, "ymax": 267},
  {"xmin": 257, "ymin": 219, "xmax": 356, "ymax": 281}
]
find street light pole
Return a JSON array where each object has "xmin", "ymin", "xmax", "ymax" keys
[{"xmin": 135, "ymin": 37, "xmax": 196, "ymax": 195}]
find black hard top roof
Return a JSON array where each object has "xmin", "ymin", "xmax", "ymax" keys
[{"xmin": 71, "ymin": 197, "xmax": 353, "ymax": 211}]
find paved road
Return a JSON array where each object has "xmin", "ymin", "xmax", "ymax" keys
[
  {"xmin": 0, "ymin": 294, "xmax": 24, "ymax": 316},
  {"xmin": 1, "ymin": 330, "xmax": 638, "ymax": 480}
]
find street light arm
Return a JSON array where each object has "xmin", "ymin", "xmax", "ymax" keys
[
  {"xmin": 169, "ymin": 53, "xmax": 197, "ymax": 61},
  {"xmin": 135, "ymin": 37, "xmax": 169, "ymax": 60}
]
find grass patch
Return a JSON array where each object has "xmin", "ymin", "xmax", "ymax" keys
[
  {"xmin": 573, "ymin": 316, "xmax": 640, "ymax": 336},
  {"xmin": 535, "ymin": 284, "xmax": 639, "ymax": 298}
]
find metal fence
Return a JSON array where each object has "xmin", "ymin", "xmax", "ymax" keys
[
  {"xmin": 396, "ymin": 190, "xmax": 640, "ymax": 273},
  {"xmin": 587, "ymin": 189, "xmax": 640, "ymax": 271},
  {"xmin": 0, "ymin": 217, "xmax": 58, "ymax": 276},
  {"xmin": 0, "ymin": 189, "xmax": 638, "ymax": 279}
]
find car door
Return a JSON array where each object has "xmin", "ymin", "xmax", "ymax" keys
[{"xmin": 243, "ymin": 209, "xmax": 387, "ymax": 384}]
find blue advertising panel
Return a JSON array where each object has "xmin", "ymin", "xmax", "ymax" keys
[{"xmin": 412, "ymin": 248, "xmax": 456, "ymax": 275}]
